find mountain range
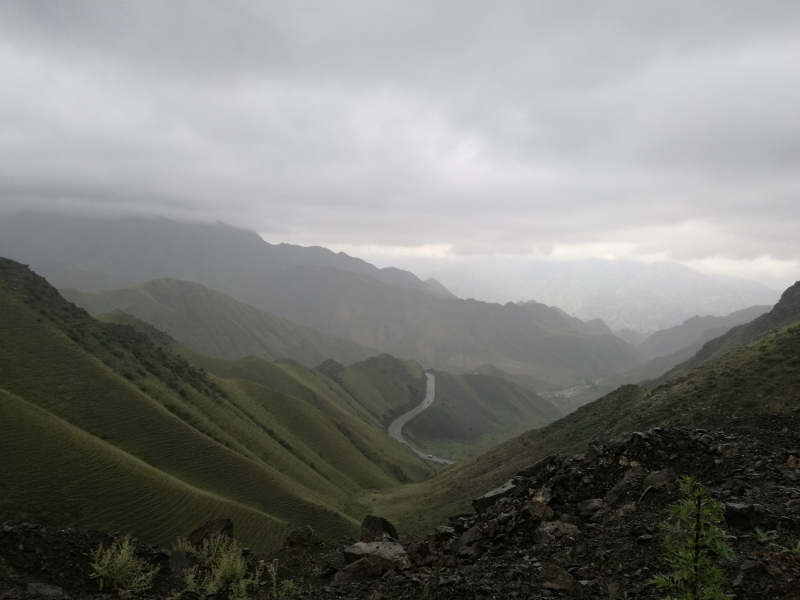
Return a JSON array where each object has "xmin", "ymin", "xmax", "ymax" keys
[
  {"xmin": 388, "ymin": 255, "xmax": 779, "ymax": 335},
  {"xmin": 0, "ymin": 211, "xmax": 454, "ymax": 299},
  {"xmin": 3, "ymin": 210, "xmax": 800, "ymax": 559},
  {"xmin": 59, "ymin": 278, "xmax": 378, "ymax": 368},
  {"xmin": 0, "ymin": 212, "xmax": 647, "ymax": 391},
  {"xmin": 599, "ymin": 304, "xmax": 773, "ymax": 388}
]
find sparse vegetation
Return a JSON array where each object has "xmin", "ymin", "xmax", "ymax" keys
[
  {"xmin": 777, "ymin": 540, "xmax": 800, "ymax": 558},
  {"xmin": 184, "ymin": 535, "xmax": 261, "ymax": 600},
  {"xmin": 267, "ymin": 558, "xmax": 279, "ymax": 598},
  {"xmin": 89, "ymin": 537, "xmax": 157, "ymax": 594},
  {"xmin": 650, "ymin": 476, "xmax": 734, "ymax": 600},
  {"xmin": 279, "ymin": 578, "xmax": 298, "ymax": 596},
  {"xmin": 750, "ymin": 527, "xmax": 777, "ymax": 545}
]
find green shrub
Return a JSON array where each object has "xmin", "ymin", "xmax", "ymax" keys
[
  {"xmin": 184, "ymin": 535, "xmax": 261, "ymax": 600},
  {"xmin": 279, "ymin": 579, "xmax": 298, "ymax": 596},
  {"xmin": 650, "ymin": 476, "xmax": 734, "ymax": 600},
  {"xmin": 89, "ymin": 536, "xmax": 158, "ymax": 594}
]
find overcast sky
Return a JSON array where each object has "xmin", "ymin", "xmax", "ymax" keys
[{"xmin": 1, "ymin": 1, "xmax": 799, "ymax": 287}]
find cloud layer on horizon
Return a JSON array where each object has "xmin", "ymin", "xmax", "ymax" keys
[{"xmin": 1, "ymin": 1, "xmax": 799, "ymax": 286}]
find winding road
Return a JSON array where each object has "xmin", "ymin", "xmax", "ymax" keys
[{"xmin": 388, "ymin": 373, "xmax": 455, "ymax": 465}]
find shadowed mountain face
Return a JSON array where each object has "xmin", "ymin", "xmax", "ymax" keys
[
  {"xmin": 649, "ymin": 279, "xmax": 800, "ymax": 387},
  {"xmin": 638, "ymin": 304, "xmax": 772, "ymax": 359},
  {"xmin": 239, "ymin": 264, "xmax": 645, "ymax": 390},
  {"xmin": 60, "ymin": 278, "xmax": 378, "ymax": 367},
  {"xmin": 598, "ymin": 304, "xmax": 774, "ymax": 388},
  {"xmin": 0, "ymin": 211, "xmax": 455, "ymax": 299}
]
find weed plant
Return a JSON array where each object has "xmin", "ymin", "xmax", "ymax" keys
[
  {"xmin": 650, "ymin": 476, "xmax": 734, "ymax": 600},
  {"xmin": 89, "ymin": 537, "xmax": 158, "ymax": 595},
  {"xmin": 750, "ymin": 527, "xmax": 777, "ymax": 545},
  {"xmin": 183, "ymin": 535, "xmax": 261, "ymax": 600}
]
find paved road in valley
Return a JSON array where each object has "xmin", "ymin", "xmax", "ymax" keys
[{"xmin": 387, "ymin": 373, "xmax": 455, "ymax": 465}]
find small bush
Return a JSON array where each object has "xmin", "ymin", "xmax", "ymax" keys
[
  {"xmin": 650, "ymin": 476, "xmax": 734, "ymax": 600},
  {"xmin": 279, "ymin": 579, "xmax": 298, "ymax": 595},
  {"xmin": 184, "ymin": 535, "xmax": 261, "ymax": 600},
  {"xmin": 89, "ymin": 537, "xmax": 158, "ymax": 594}
]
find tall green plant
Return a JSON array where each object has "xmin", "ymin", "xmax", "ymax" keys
[
  {"xmin": 89, "ymin": 537, "xmax": 158, "ymax": 594},
  {"xmin": 650, "ymin": 476, "xmax": 734, "ymax": 600},
  {"xmin": 184, "ymin": 535, "xmax": 261, "ymax": 600}
]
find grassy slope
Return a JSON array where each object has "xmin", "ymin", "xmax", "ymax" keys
[
  {"xmin": 61, "ymin": 278, "xmax": 377, "ymax": 367},
  {"xmin": 369, "ymin": 319, "xmax": 800, "ymax": 533},
  {"xmin": 183, "ymin": 347, "xmax": 563, "ymax": 463},
  {"xmin": 403, "ymin": 371, "xmax": 564, "ymax": 461},
  {"xmin": 0, "ymin": 259, "xmax": 437, "ymax": 550},
  {"xmin": 0, "ymin": 388, "xmax": 288, "ymax": 549},
  {"xmin": 108, "ymin": 309, "xmax": 559, "ymax": 466}
]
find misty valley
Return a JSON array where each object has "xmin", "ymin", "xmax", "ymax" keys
[{"xmin": 1, "ymin": 214, "xmax": 799, "ymax": 600}]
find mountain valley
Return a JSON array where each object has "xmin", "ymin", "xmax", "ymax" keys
[{"xmin": 1, "ymin": 219, "xmax": 799, "ymax": 600}]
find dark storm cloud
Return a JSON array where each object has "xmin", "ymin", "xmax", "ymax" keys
[{"xmin": 1, "ymin": 1, "xmax": 799, "ymax": 283}]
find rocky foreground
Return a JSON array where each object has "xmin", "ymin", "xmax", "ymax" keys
[{"xmin": 1, "ymin": 411, "xmax": 799, "ymax": 600}]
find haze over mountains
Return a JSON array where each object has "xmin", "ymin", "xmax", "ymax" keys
[
  {"xmin": 60, "ymin": 278, "xmax": 378, "ymax": 368},
  {"xmin": 0, "ymin": 212, "xmax": 454, "ymax": 300},
  {"xmin": 384, "ymin": 256, "xmax": 779, "ymax": 335},
  {"xmin": 2, "ymin": 210, "xmax": 800, "ymax": 561},
  {"xmin": 1, "ymin": 212, "xmax": 648, "ymax": 392},
  {"xmin": 598, "ymin": 304, "xmax": 774, "ymax": 389}
]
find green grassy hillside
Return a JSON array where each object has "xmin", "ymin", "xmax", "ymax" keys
[
  {"xmin": 99, "ymin": 309, "xmax": 561, "ymax": 466},
  {"xmin": 240, "ymin": 264, "xmax": 645, "ymax": 391},
  {"xmin": 0, "ymin": 258, "xmax": 435, "ymax": 550},
  {"xmin": 369, "ymin": 315, "xmax": 800, "ymax": 533},
  {"xmin": 403, "ymin": 371, "xmax": 564, "ymax": 460},
  {"xmin": 61, "ymin": 278, "xmax": 377, "ymax": 367}
]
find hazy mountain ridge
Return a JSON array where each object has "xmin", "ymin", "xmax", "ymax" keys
[
  {"xmin": 638, "ymin": 304, "xmax": 772, "ymax": 358},
  {"xmin": 240, "ymin": 264, "xmax": 646, "ymax": 390},
  {"xmin": 0, "ymin": 212, "xmax": 455, "ymax": 299},
  {"xmin": 649, "ymin": 278, "xmax": 800, "ymax": 387},
  {"xmin": 59, "ymin": 278, "xmax": 378, "ymax": 368},
  {"xmin": 399, "ymin": 257, "xmax": 779, "ymax": 335},
  {"xmin": 596, "ymin": 304, "xmax": 774, "ymax": 387}
]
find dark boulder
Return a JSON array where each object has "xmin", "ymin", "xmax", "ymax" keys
[
  {"xmin": 187, "ymin": 519, "xmax": 233, "ymax": 546},
  {"xmin": 724, "ymin": 503, "xmax": 767, "ymax": 530},
  {"xmin": 360, "ymin": 515, "xmax": 399, "ymax": 542},
  {"xmin": 333, "ymin": 557, "xmax": 380, "ymax": 584}
]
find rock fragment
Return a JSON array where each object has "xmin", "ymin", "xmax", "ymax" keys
[
  {"xmin": 26, "ymin": 583, "xmax": 63, "ymax": 597},
  {"xmin": 539, "ymin": 564, "xmax": 582, "ymax": 596},
  {"xmin": 342, "ymin": 541, "xmax": 411, "ymax": 572}
]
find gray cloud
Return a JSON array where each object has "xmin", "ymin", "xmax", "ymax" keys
[{"xmin": 1, "ymin": 0, "xmax": 800, "ymax": 285}]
